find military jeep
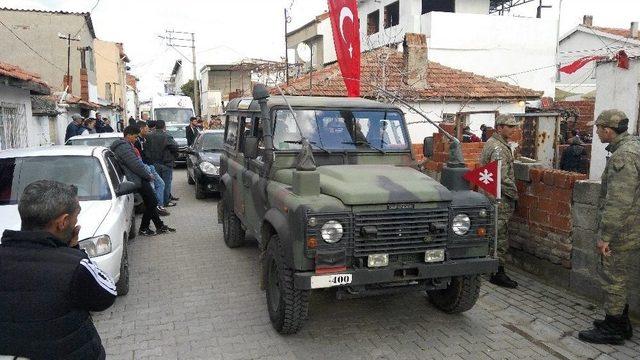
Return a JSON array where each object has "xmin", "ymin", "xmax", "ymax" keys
[{"xmin": 219, "ymin": 86, "xmax": 498, "ymax": 334}]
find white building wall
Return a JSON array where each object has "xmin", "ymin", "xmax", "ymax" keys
[
  {"xmin": 0, "ymin": 85, "xmax": 36, "ymax": 149},
  {"xmin": 422, "ymin": 12, "xmax": 557, "ymax": 97},
  {"xmin": 404, "ymin": 100, "xmax": 524, "ymax": 143},
  {"xmin": 317, "ymin": 17, "xmax": 338, "ymax": 64},
  {"xmin": 455, "ymin": 0, "xmax": 490, "ymax": 14},
  {"xmin": 558, "ymin": 30, "xmax": 640, "ymax": 94},
  {"xmin": 589, "ymin": 59, "xmax": 640, "ymax": 180}
]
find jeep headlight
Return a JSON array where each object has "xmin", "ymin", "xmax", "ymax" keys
[
  {"xmin": 452, "ymin": 214, "xmax": 471, "ymax": 236},
  {"xmin": 79, "ymin": 235, "xmax": 112, "ymax": 258},
  {"xmin": 199, "ymin": 161, "xmax": 219, "ymax": 175},
  {"xmin": 321, "ymin": 220, "xmax": 343, "ymax": 243}
]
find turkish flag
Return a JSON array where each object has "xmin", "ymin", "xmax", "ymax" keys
[
  {"xmin": 559, "ymin": 55, "xmax": 606, "ymax": 74},
  {"xmin": 328, "ymin": 0, "xmax": 360, "ymax": 97},
  {"xmin": 463, "ymin": 161, "xmax": 501, "ymax": 199}
]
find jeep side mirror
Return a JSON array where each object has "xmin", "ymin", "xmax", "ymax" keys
[
  {"xmin": 115, "ymin": 181, "xmax": 138, "ymax": 197},
  {"xmin": 244, "ymin": 136, "xmax": 259, "ymax": 159},
  {"xmin": 423, "ymin": 136, "xmax": 434, "ymax": 158}
]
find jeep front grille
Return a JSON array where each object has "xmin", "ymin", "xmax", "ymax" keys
[{"xmin": 353, "ymin": 206, "xmax": 449, "ymax": 258}]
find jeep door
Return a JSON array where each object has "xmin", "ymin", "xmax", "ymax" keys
[
  {"xmin": 222, "ymin": 114, "xmax": 245, "ymax": 218},
  {"xmin": 237, "ymin": 115, "xmax": 266, "ymax": 240}
]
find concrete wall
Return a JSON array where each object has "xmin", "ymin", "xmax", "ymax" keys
[
  {"xmin": 205, "ymin": 69, "xmax": 252, "ymax": 100},
  {"xmin": 422, "ymin": 12, "xmax": 557, "ymax": 97},
  {"xmin": 455, "ymin": 0, "xmax": 490, "ymax": 14},
  {"xmin": 404, "ymin": 100, "xmax": 524, "ymax": 144},
  {"xmin": 94, "ymin": 39, "xmax": 127, "ymax": 109},
  {"xmin": 0, "ymin": 10, "xmax": 97, "ymax": 98},
  {"xmin": 589, "ymin": 59, "xmax": 640, "ymax": 180}
]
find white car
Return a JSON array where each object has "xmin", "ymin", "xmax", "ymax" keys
[
  {"xmin": 0, "ymin": 146, "xmax": 136, "ymax": 295},
  {"xmin": 66, "ymin": 132, "xmax": 124, "ymax": 147}
]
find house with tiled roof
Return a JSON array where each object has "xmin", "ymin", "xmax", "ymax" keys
[
  {"xmin": 0, "ymin": 61, "xmax": 51, "ymax": 150},
  {"xmin": 558, "ymin": 15, "xmax": 640, "ymax": 98},
  {"xmin": 280, "ymin": 33, "xmax": 542, "ymax": 144}
]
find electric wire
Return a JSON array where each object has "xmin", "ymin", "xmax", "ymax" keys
[{"xmin": 0, "ymin": 18, "xmax": 66, "ymax": 74}]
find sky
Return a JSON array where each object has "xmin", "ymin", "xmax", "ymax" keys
[{"xmin": 1, "ymin": 0, "xmax": 639, "ymax": 100}]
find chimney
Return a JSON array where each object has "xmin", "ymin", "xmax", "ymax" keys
[
  {"xmin": 403, "ymin": 33, "xmax": 428, "ymax": 90},
  {"xmin": 583, "ymin": 15, "xmax": 593, "ymax": 27},
  {"xmin": 631, "ymin": 22, "xmax": 639, "ymax": 38}
]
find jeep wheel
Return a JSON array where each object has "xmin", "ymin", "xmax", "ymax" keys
[
  {"xmin": 187, "ymin": 171, "xmax": 195, "ymax": 185},
  {"xmin": 265, "ymin": 235, "xmax": 308, "ymax": 334},
  {"xmin": 427, "ymin": 275, "xmax": 480, "ymax": 313},
  {"xmin": 222, "ymin": 207, "xmax": 245, "ymax": 248},
  {"xmin": 115, "ymin": 241, "xmax": 130, "ymax": 296},
  {"xmin": 195, "ymin": 180, "xmax": 206, "ymax": 199}
]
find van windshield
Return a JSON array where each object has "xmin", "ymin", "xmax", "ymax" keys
[
  {"xmin": 0, "ymin": 156, "xmax": 111, "ymax": 205},
  {"xmin": 154, "ymin": 108, "xmax": 193, "ymax": 124},
  {"xmin": 273, "ymin": 109, "xmax": 409, "ymax": 151}
]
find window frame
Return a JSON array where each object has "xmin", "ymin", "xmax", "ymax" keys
[
  {"xmin": 384, "ymin": 1, "xmax": 400, "ymax": 29},
  {"xmin": 367, "ymin": 10, "xmax": 380, "ymax": 35}
]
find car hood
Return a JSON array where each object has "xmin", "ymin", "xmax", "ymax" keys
[
  {"xmin": 0, "ymin": 201, "xmax": 112, "ymax": 243},
  {"xmin": 315, "ymin": 165, "xmax": 452, "ymax": 205},
  {"xmin": 199, "ymin": 151, "xmax": 222, "ymax": 165}
]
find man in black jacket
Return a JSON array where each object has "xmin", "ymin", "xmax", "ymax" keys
[
  {"xmin": 0, "ymin": 180, "xmax": 116, "ymax": 359},
  {"xmin": 185, "ymin": 116, "xmax": 199, "ymax": 147},
  {"xmin": 144, "ymin": 120, "xmax": 179, "ymax": 207},
  {"xmin": 110, "ymin": 126, "xmax": 175, "ymax": 235},
  {"xmin": 560, "ymin": 136, "xmax": 586, "ymax": 173}
]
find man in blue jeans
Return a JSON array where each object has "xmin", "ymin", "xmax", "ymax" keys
[
  {"xmin": 143, "ymin": 120, "xmax": 178, "ymax": 207},
  {"xmin": 135, "ymin": 121, "xmax": 169, "ymax": 216}
]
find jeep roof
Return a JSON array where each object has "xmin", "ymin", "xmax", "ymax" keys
[{"xmin": 226, "ymin": 96, "xmax": 403, "ymax": 113}]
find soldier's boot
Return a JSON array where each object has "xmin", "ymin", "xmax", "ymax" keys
[
  {"xmin": 579, "ymin": 314, "xmax": 626, "ymax": 345},
  {"xmin": 593, "ymin": 304, "xmax": 633, "ymax": 340},
  {"xmin": 489, "ymin": 266, "xmax": 518, "ymax": 289}
]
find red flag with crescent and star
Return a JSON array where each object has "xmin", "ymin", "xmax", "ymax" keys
[
  {"xmin": 327, "ymin": 0, "xmax": 360, "ymax": 97},
  {"xmin": 464, "ymin": 161, "xmax": 501, "ymax": 199}
]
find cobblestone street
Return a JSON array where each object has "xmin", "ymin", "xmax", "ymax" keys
[{"xmin": 94, "ymin": 169, "xmax": 640, "ymax": 360}]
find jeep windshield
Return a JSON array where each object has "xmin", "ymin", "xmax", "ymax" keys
[{"xmin": 273, "ymin": 109, "xmax": 409, "ymax": 151}]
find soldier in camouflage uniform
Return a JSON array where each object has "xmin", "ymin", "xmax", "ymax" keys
[
  {"xmin": 480, "ymin": 114, "xmax": 519, "ymax": 289},
  {"xmin": 579, "ymin": 110, "xmax": 638, "ymax": 345}
]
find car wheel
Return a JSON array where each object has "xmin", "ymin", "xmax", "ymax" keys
[
  {"xmin": 222, "ymin": 207, "xmax": 245, "ymax": 248},
  {"xmin": 195, "ymin": 179, "xmax": 206, "ymax": 199},
  {"xmin": 265, "ymin": 235, "xmax": 308, "ymax": 334},
  {"xmin": 187, "ymin": 170, "xmax": 195, "ymax": 185},
  {"xmin": 427, "ymin": 275, "xmax": 480, "ymax": 314},
  {"xmin": 128, "ymin": 214, "xmax": 137, "ymax": 240},
  {"xmin": 115, "ymin": 241, "xmax": 130, "ymax": 296}
]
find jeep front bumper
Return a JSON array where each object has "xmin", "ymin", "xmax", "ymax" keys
[{"xmin": 293, "ymin": 257, "xmax": 498, "ymax": 290}]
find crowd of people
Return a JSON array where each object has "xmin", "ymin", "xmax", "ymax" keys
[{"xmin": 63, "ymin": 112, "xmax": 116, "ymax": 142}]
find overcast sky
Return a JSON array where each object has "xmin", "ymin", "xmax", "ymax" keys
[{"xmin": 1, "ymin": 0, "xmax": 639, "ymax": 99}]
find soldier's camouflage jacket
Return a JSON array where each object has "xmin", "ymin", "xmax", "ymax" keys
[
  {"xmin": 598, "ymin": 132, "xmax": 640, "ymax": 251},
  {"xmin": 480, "ymin": 133, "xmax": 518, "ymax": 200}
]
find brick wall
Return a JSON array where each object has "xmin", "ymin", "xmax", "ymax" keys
[
  {"xmin": 553, "ymin": 100, "xmax": 595, "ymax": 136},
  {"xmin": 509, "ymin": 166, "xmax": 587, "ymax": 269}
]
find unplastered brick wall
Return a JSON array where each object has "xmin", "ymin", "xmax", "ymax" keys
[
  {"xmin": 509, "ymin": 165, "xmax": 587, "ymax": 269},
  {"xmin": 553, "ymin": 100, "xmax": 595, "ymax": 136}
]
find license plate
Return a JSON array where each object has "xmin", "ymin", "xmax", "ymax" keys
[{"xmin": 310, "ymin": 273, "xmax": 353, "ymax": 289}]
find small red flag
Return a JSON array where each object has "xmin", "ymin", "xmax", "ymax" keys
[
  {"xmin": 327, "ymin": 0, "xmax": 360, "ymax": 97},
  {"xmin": 559, "ymin": 55, "xmax": 606, "ymax": 74},
  {"xmin": 464, "ymin": 161, "xmax": 501, "ymax": 199}
]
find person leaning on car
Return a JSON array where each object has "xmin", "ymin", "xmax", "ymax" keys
[
  {"xmin": 0, "ymin": 180, "xmax": 116, "ymax": 360},
  {"xmin": 144, "ymin": 120, "xmax": 179, "ymax": 208}
]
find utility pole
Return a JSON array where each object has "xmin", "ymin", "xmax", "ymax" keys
[
  {"xmin": 57, "ymin": 33, "xmax": 80, "ymax": 91},
  {"xmin": 284, "ymin": 8, "xmax": 290, "ymax": 85},
  {"xmin": 160, "ymin": 30, "xmax": 201, "ymax": 116},
  {"xmin": 536, "ymin": 0, "xmax": 551, "ymax": 18}
]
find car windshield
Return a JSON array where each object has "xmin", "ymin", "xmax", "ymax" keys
[
  {"xmin": 154, "ymin": 108, "xmax": 193, "ymax": 124},
  {"xmin": 166, "ymin": 126, "xmax": 187, "ymax": 140},
  {"xmin": 67, "ymin": 137, "xmax": 120, "ymax": 147},
  {"xmin": 0, "ymin": 156, "xmax": 111, "ymax": 205},
  {"xmin": 201, "ymin": 132, "xmax": 224, "ymax": 151},
  {"xmin": 273, "ymin": 109, "xmax": 409, "ymax": 151}
]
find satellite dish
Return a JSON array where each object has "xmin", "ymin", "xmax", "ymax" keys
[{"xmin": 296, "ymin": 42, "xmax": 312, "ymax": 62}]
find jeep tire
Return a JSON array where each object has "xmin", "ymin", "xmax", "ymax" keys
[
  {"xmin": 265, "ymin": 235, "xmax": 309, "ymax": 334},
  {"xmin": 222, "ymin": 207, "xmax": 245, "ymax": 248},
  {"xmin": 427, "ymin": 275, "xmax": 480, "ymax": 313}
]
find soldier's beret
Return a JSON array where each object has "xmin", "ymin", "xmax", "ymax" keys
[{"xmin": 589, "ymin": 109, "xmax": 628, "ymax": 128}]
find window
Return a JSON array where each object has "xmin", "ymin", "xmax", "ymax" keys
[
  {"xmin": 0, "ymin": 102, "xmax": 27, "ymax": 150},
  {"xmin": 384, "ymin": 1, "xmax": 400, "ymax": 29},
  {"xmin": 106, "ymin": 153, "xmax": 124, "ymax": 182},
  {"xmin": 105, "ymin": 83, "xmax": 113, "ymax": 102},
  {"xmin": 225, "ymin": 115, "xmax": 239, "ymax": 148},
  {"xmin": 422, "ymin": 0, "xmax": 455, "ymax": 14},
  {"xmin": 367, "ymin": 10, "xmax": 380, "ymax": 35}
]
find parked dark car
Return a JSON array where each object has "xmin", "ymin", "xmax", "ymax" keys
[
  {"xmin": 186, "ymin": 130, "xmax": 225, "ymax": 198},
  {"xmin": 166, "ymin": 123, "xmax": 188, "ymax": 166}
]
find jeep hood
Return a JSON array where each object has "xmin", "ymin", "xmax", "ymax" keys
[{"xmin": 315, "ymin": 165, "xmax": 451, "ymax": 205}]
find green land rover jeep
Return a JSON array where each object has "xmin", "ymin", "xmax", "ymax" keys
[{"xmin": 219, "ymin": 85, "xmax": 498, "ymax": 334}]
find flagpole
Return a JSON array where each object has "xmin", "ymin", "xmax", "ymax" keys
[{"xmin": 494, "ymin": 149, "xmax": 501, "ymax": 259}]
